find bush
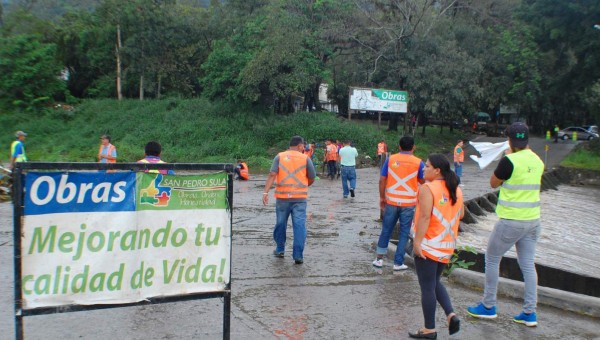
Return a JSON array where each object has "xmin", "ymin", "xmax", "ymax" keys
[{"xmin": 0, "ymin": 99, "xmax": 466, "ymax": 172}]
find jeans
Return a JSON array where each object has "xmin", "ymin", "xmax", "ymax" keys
[
  {"xmin": 273, "ymin": 200, "xmax": 307, "ymax": 260},
  {"xmin": 341, "ymin": 166, "xmax": 356, "ymax": 197},
  {"xmin": 327, "ymin": 160, "xmax": 337, "ymax": 178},
  {"xmin": 376, "ymin": 204, "xmax": 416, "ymax": 265},
  {"xmin": 454, "ymin": 162, "xmax": 462, "ymax": 181},
  {"xmin": 414, "ymin": 256, "xmax": 454, "ymax": 329},
  {"xmin": 482, "ymin": 218, "xmax": 541, "ymax": 313}
]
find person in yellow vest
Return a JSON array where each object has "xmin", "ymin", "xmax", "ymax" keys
[
  {"xmin": 373, "ymin": 136, "xmax": 425, "ymax": 270},
  {"xmin": 10, "ymin": 131, "xmax": 28, "ymax": 169},
  {"xmin": 235, "ymin": 160, "xmax": 249, "ymax": 180},
  {"xmin": 453, "ymin": 140, "xmax": 465, "ymax": 184},
  {"xmin": 410, "ymin": 154, "xmax": 463, "ymax": 339},
  {"xmin": 137, "ymin": 141, "xmax": 174, "ymax": 175},
  {"xmin": 377, "ymin": 139, "xmax": 387, "ymax": 168},
  {"xmin": 262, "ymin": 136, "xmax": 316, "ymax": 264},
  {"xmin": 467, "ymin": 122, "xmax": 543, "ymax": 327},
  {"xmin": 553, "ymin": 124, "xmax": 559, "ymax": 143},
  {"xmin": 98, "ymin": 134, "xmax": 117, "ymax": 172}
]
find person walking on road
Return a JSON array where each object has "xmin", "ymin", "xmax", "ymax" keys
[
  {"xmin": 410, "ymin": 154, "xmax": 463, "ymax": 339},
  {"xmin": 377, "ymin": 139, "xmax": 387, "ymax": 168},
  {"xmin": 467, "ymin": 122, "xmax": 544, "ymax": 327},
  {"xmin": 98, "ymin": 134, "xmax": 117, "ymax": 171},
  {"xmin": 324, "ymin": 139, "xmax": 338, "ymax": 180},
  {"xmin": 263, "ymin": 136, "xmax": 316, "ymax": 264},
  {"xmin": 338, "ymin": 140, "xmax": 358, "ymax": 198},
  {"xmin": 453, "ymin": 140, "xmax": 465, "ymax": 184},
  {"xmin": 373, "ymin": 136, "xmax": 425, "ymax": 270},
  {"xmin": 10, "ymin": 131, "xmax": 27, "ymax": 169}
]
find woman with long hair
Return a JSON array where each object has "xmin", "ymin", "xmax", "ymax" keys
[{"xmin": 409, "ymin": 154, "xmax": 464, "ymax": 339}]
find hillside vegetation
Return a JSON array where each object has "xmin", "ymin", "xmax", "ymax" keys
[{"xmin": 1, "ymin": 99, "xmax": 466, "ymax": 171}]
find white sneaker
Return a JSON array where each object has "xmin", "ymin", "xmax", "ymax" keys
[
  {"xmin": 372, "ymin": 258, "xmax": 383, "ymax": 268},
  {"xmin": 393, "ymin": 264, "xmax": 408, "ymax": 271}
]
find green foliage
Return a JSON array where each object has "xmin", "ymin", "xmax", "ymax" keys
[
  {"xmin": 0, "ymin": 99, "xmax": 466, "ymax": 172},
  {"xmin": 1, "ymin": 0, "xmax": 598, "ymax": 128},
  {"xmin": 560, "ymin": 139, "xmax": 600, "ymax": 171},
  {"xmin": 444, "ymin": 245, "xmax": 477, "ymax": 276},
  {"xmin": 0, "ymin": 34, "xmax": 66, "ymax": 111}
]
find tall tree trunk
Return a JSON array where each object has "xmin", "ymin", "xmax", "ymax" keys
[
  {"xmin": 314, "ymin": 82, "xmax": 322, "ymax": 111},
  {"xmin": 157, "ymin": 75, "xmax": 161, "ymax": 99},
  {"xmin": 388, "ymin": 114, "xmax": 399, "ymax": 131},
  {"xmin": 139, "ymin": 74, "xmax": 144, "ymax": 100},
  {"xmin": 116, "ymin": 24, "xmax": 123, "ymax": 101}
]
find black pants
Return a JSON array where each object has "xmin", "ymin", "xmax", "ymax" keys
[{"xmin": 414, "ymin": 256, "xmax": 454, "ymax": 329}]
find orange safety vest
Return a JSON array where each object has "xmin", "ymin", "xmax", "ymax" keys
[
  {"xmin": 384, "ymin": 153, "xmax": 422, "ymax": 207},
  {"xmin": 239, "ymin": 162, "xmax": 249, "ymax": 180},
  {"xmin": 377, "ymin": 142, "xmax": 386, "ymax": 155},
  {"xmin": 138, "ymin": 158, "xmax": 169, "ymax": 174},
  {"xmin": 413, "ymin": 180, "xmax": 463, "ymax": 263},
  {"xmin": 98, "ymin": 143, "xmax": 117, "ymax": 163},
  {"xmin": 325, "ymin": 144, "xmax": 337, "ymax": 161},
  {"xmin": 274, "ymin": 150, "xmax": 309, "ymax": 199},
  {"xmin": 453, "ymin": 144, "xmax": 464, "ymax": 163}
]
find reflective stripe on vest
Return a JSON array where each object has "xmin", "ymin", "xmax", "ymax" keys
[
  {"xmin": 377, "ymin": 143, "xmax": 386, "ymax": 155},
  {"xmin": 138, "ymin": 158, "xmax": 168, "ymax": 174},
  {"xmin": 496, "ymin": 149, "xmax": 543, "ymax": 220},
  {"xmin": 11, "ymin": 140, "xmax": 27, "ymax": 162},
  {"xmin": 414, "ymin": 180, "xmax": 463, "ymax": 263},
  {"xmin": 325, "ymin": 144, "xmax": 337, "ymax": 161},
  {"xmin": 384, "ymin": 153, "xmax": 422, "ymax": 207},
  {"xmin": 98, "ymin": 143, "xmax": 116, "ymax": 163},
  {"xmin": 274, "ymin": 151, "xmax": 309, "ymax": 199}
]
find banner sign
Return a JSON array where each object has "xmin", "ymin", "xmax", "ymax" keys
[
  {"xmin": 21, "ymin": 171, "xmax": 230, "ymax": 309},
  {"xmin": 349, "ymin": 87, "xmax": 409, "ymax": 113}
]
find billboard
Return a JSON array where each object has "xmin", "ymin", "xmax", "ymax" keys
[
  {"xmin": 349, "ymin": 87, "xmax": 408, "ymax": 113},
  {"xmin": 21, "ymin": 171, "xmax": 230, "ymax": 309}
]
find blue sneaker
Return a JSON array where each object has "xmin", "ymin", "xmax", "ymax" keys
[
  {"xmin": 513, "ymin": 312, "xmax": 537, "ymax": 327},
  {"xmin": 467, "ymin": 303, "xmax": 497, "ymax": 319}
]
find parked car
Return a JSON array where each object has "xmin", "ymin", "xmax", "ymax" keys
[
  {"xmin": 583, "ymin": 125, "xmax": 598, "ymax": 134},
  {"xmin": 557, "ymin": 127, "xmax": 599, "ymax": 141}
]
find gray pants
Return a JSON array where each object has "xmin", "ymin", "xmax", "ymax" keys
[{"xmin": 483, "ymin": 218, "xmax": 541, "ymax": 314}]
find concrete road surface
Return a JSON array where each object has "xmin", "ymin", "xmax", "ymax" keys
[{"xmin": 1, "ymin": 136, "xmax": 598, "ymax": 339}]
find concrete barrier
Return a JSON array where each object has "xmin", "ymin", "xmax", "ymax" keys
[{"xmin": 448, "ymin": 268, "xmax": 600, "ymax": 318}]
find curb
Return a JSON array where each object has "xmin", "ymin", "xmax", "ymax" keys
[{"xmin": 387, "ymin": 243, "xmax": 600, "ymax": 318}]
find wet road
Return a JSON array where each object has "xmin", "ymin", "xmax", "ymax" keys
[{"xmin": 1, "ymin": 137, "xmax": 599, "ymax": 339}]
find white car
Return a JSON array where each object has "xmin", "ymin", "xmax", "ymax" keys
[{"xmin": 558, "ymin": 127, "xmax": 599, "ymax": 141}]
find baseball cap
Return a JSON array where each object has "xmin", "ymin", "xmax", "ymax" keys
[
  {"xmin": 15, "ymin": 131, "xmax": 27, "ymax": 137},
  {"xmin": 507, "ymin": 122, "xmax": 529, "ymax": 148}
]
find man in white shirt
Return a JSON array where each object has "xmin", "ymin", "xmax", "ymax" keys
[{"xmin": 338, "ymin": 140, "xmax": 359, "ymax": 198}]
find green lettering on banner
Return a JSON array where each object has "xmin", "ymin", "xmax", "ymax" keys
[
  {"xmin": 371, "ymin": 89, "xmax": 409, "ymax": 102},
  {"xmin": 21, "ymin": 263, "xmax": 126, "ymax": 296}
]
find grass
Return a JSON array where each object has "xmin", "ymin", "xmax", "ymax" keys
[
  {"xmin": 560, "ymin": 139, "xmax": 600, "ymax": 171},
  {"xmin": 1, "ymin": 98, "xmax": 468, "ymax": 172}
]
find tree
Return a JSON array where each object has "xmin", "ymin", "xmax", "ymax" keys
[{"xmin": 0, "ymin": 34, "xmax": 66, "ymax": 110}]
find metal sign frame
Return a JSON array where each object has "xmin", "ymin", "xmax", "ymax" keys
[{"xmin": 13, "ymin": 162, "xmax": 234, "ymax": 340}]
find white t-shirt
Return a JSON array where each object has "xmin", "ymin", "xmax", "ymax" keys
[{"xmin": 338, "ymin": 146, "xmax": 358, "ymax": 166}]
